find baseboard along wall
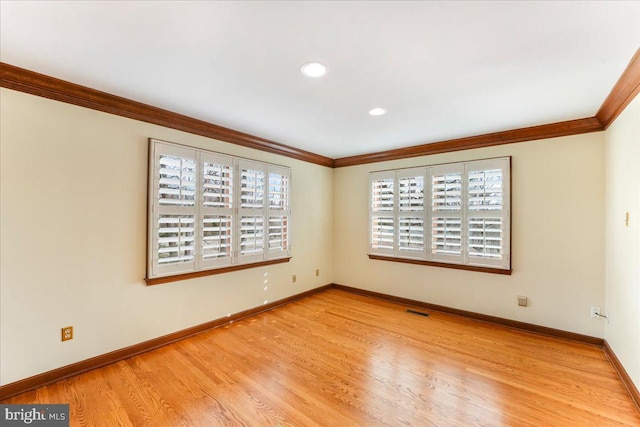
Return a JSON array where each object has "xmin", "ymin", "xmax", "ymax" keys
[{"xmin": 1, "ymin": 283, "xmax": 638, "ymax": 411}]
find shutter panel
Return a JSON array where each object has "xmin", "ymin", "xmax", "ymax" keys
[
  {"xmin": 469, "ymin": 168, "xmax": 503, "ymax": 211},
  {"xmin": 429, "ymin": 166, "xmax": 464, "ymax": 262},
  {"xmin": 157, "ymin": 215, "xmax": 195, "ymax": 264},
  {"xmin": 158, "ymin": 154, "xmax": 196, "ymax": 207},
  {"xmin": 238, "ymin": 160, "xmax": 266, "ymax": 263},
  {"xmin": 202, "ymin": 215, "xmax": 232, "ymax": 260},
  {"xmin": 370, "ymin": 173, "xmax": 395, "ymax": 255},
  {"xmin": 468, "ymin": 217, "xmax": 503, "ymax": 259},
  {"xmin": 371, "ymin": 216, "xmax": 395, "ymax": 250},
  {"xmin": 200, "ymin": 152, "xmax": 234, "ymax": 268},
  {"xmin": 267, "ymin": 166, "xmax": 291, "ymax": 258},
  {"xmin": 371, "ymin": 177, "xmax": 394, "ymax": 212},
  {"xmin": 150, "ymin": 142, "xmax": 197, "ymax": 277},
  {"xmin": 398, "ymin": 170, "xmax": 426, "ymax": 257},
  {"xmin": 431, "ymin": 217, "xmax": 462, "ymax": 255},
  {"xmin": 466, "ymin": 158, "xmax": 510, "ymax": 268}
]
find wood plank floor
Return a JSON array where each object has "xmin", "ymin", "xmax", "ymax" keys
[{"xmin": 3, "ymin": 289, "xmax": 639, "ymax": 426}]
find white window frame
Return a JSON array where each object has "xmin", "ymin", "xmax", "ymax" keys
[
  {"xmin": 369, "ymin": 157, "xmax": 511, "ymax": 272},
  {"xmin": 148, "ymin": 139, "xmax": 291, "ymax": 281}
]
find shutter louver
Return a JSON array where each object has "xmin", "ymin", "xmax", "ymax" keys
[
  {"xmin": 372, "ymin": 178, "xmax": 394, "ymax": 212},
  {"xmin": 158, "ymin": 155, "xmax": 196, "ymax": 206},
  {"xmin": 241, "ymin": 168, "xmax": 265, "ymax": 209},
  {"xmin": 371, "ymin": 217, "xmax": 395, "ymax": 250},
  {"xmin": 157, "ymin": 215, "xmax": 195, "ymax": 263},
  {"xmin": 399, "ymin": 217, "xmax": 424, "ymax": 252},
  {"xmin": 432, "ymin": 173, "xmax": 462, "ymax": 211},
  {"xmin": 240, "ymin": 216, "xmax": 264, "ymax": 256},
  {"xmin": 202, "ymin": 215, "xmax": 232, "ymax": 259},
  {"xmin": 432, "ymin": 217, "xmax": 462, "ymax": 255},
  {"xmin": 203, "ymin": 161, "xmax": 233, "ymax": 208},
  {"xmin": 468, "ymin": 217, "xmax": 503, "ymax": 258},
  {"xmin": 469, "ymin": 169, "xmax": 502, "ymax": 211}
]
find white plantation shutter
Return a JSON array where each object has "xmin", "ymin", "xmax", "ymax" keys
[
  {"xmin": 429, "ymin": 164, "xmax": 464, "ymax": 263},
  {"xmin": 466, "ymin": 158, "xmax": 510, "ymax": 268},
  {"xmin": 397, "ymin": 169, "xmax": 425, "ymax": 258},
  {"xmin": 238, "ymin": 160, "xmax": 266, "ymax": 263},
  {"xmin": 369, "ymin": 157, "xmax": 510, "ymax": 271},
  {"xmin": 370, "ymin": 172, "xmax": 395, "ymax": 255},
  {"xmin": 267, "ymin": 166, "xmax": 291, "ymax": 258},
  {"xmin": 151, "ymin": 143, "xmax": 198, "ymax": 276},
  {"xmin": 200, "ymin": 152, "xmax": 234, "ymax": 268},
  {"xmin": 148, "ymin": 139, "xmax": 291, "ymax": 280}
]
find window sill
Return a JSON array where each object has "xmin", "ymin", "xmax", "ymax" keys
[
  {"xmin": 368, "ymin": 254, "xmax": 512, "ymax": 275},
  {"xmin": 146, "ymin": 257, "xmax": 292, "ymax": 286}
]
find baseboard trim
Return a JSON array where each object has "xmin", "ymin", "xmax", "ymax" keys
[
  {"xmin": 0, "ymin": 284, "xmax": 332, "ymax": 401},
  {"xmin": 604, "ymin": 340, "xmax": 640, "ymax": 411},
  {"xmin": 5, "ymin": 283, "xmax": 637, "ymax": 409},
  {"xmin": 331, "ymin": 284, "xmax": 604, "ymax": 346}
]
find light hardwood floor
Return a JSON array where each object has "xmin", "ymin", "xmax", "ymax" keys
[{"xmin": 3, "ymin": 289, "xmax": 640, "ymax": 426}]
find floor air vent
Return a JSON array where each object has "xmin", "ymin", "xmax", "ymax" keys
[{"xmin": 406, "ymin": 309, "xmax": 429, "ymax": 317}]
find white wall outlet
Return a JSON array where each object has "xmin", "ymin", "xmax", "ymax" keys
[
  {"xmin": 590, "ymin": 306, "xmax": 600, "ymax": 319},
  {"xmin": 517, "ymin": 295, "xmax": 528, "ymax": 307}
]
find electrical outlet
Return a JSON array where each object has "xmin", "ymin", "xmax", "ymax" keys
[
  {"xmin": 292, "ymin": 274, "xmax": 296, "ymax": 283},
  {"xmin": 517, "ymin": 295, "xmax": 528, "ymax": 307},
  {"xmin": 590, "ymin": 307, "xmax": 600, "ymax": 319},
  {"xmin": 315, "ymin": 269, "xmax": 320, "ymax": 277},
  {"xmin": 61, "ymin": 326, "xmax": 73, "ymax": 342}
]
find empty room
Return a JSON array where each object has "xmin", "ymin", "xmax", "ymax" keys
[{"xmin": 1, "ymin": 1, "xmax": 639, "ymax": 426}]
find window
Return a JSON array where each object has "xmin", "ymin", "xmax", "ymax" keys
[
  {"xmin": 369, "ymin": 157, "xmax": 510, "ymax": 272},
  {"xmin": 148, "ymin": 139, "xmax": 291, "ymax": 282}
]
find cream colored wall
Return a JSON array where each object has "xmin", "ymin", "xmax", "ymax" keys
[
  {"xmin": 605, "ymin": 95, "xmax": 640, "ymax": 388},
  {"xmin": 0, "ymin": 88, "xmax": 334, "ymax": 386},
  {"xmin": 334, "ymin": 133, "xmax": 606, "ymax": 337}
]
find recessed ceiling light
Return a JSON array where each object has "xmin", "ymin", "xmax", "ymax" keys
[
  {"xmin": 301, "ymin": 61, "xmax": 327, "ymax": 78},
  {"xmin": 369, "ymin": 107, "xmax": 387, "ymax": 116}
]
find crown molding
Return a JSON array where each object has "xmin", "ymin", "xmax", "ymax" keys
[
  {"xmin": 0, "ymin": 62, "xmax": 334, "ymax": 168},
  {"xmin": 596, "ymin": 48, "xmax": 640, "ymax": 130},
  {"xmin": 3, "ymin": 48, "xmax": 639, "ymax": 169},
  {"xmin": 333, "ymin": 117, "xmax": 603, "ymax": 167}
]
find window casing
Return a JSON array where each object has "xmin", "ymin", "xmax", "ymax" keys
[
  {"xmin": 148, "ymin": 139, "xmax": 291, "ymax": 281},
  {"xmin": 369, "ymin": 157, "xmax": 510, "ymax": 271}
]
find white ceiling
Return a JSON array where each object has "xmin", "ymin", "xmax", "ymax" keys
[{"xmin": 1, "ymin": 1, "xmax": 639, "ymax": 158}]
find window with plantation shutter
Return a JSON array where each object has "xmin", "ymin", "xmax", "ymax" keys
[
  {"xmin": 369, "ymin": 157, "xmax": 510, "ymax": 273},
  {"xmin": 148, "ymin": 139, "xmax": 291, "ymax": 282}
]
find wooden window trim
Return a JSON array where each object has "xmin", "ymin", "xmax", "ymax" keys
[
  {"xmin": 368, "ymin": 254, "xmax": 512, "ymax": 275},
  {"xmin": 146, "ymin": 257, "xmax": 291, "ymax": 286}
]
